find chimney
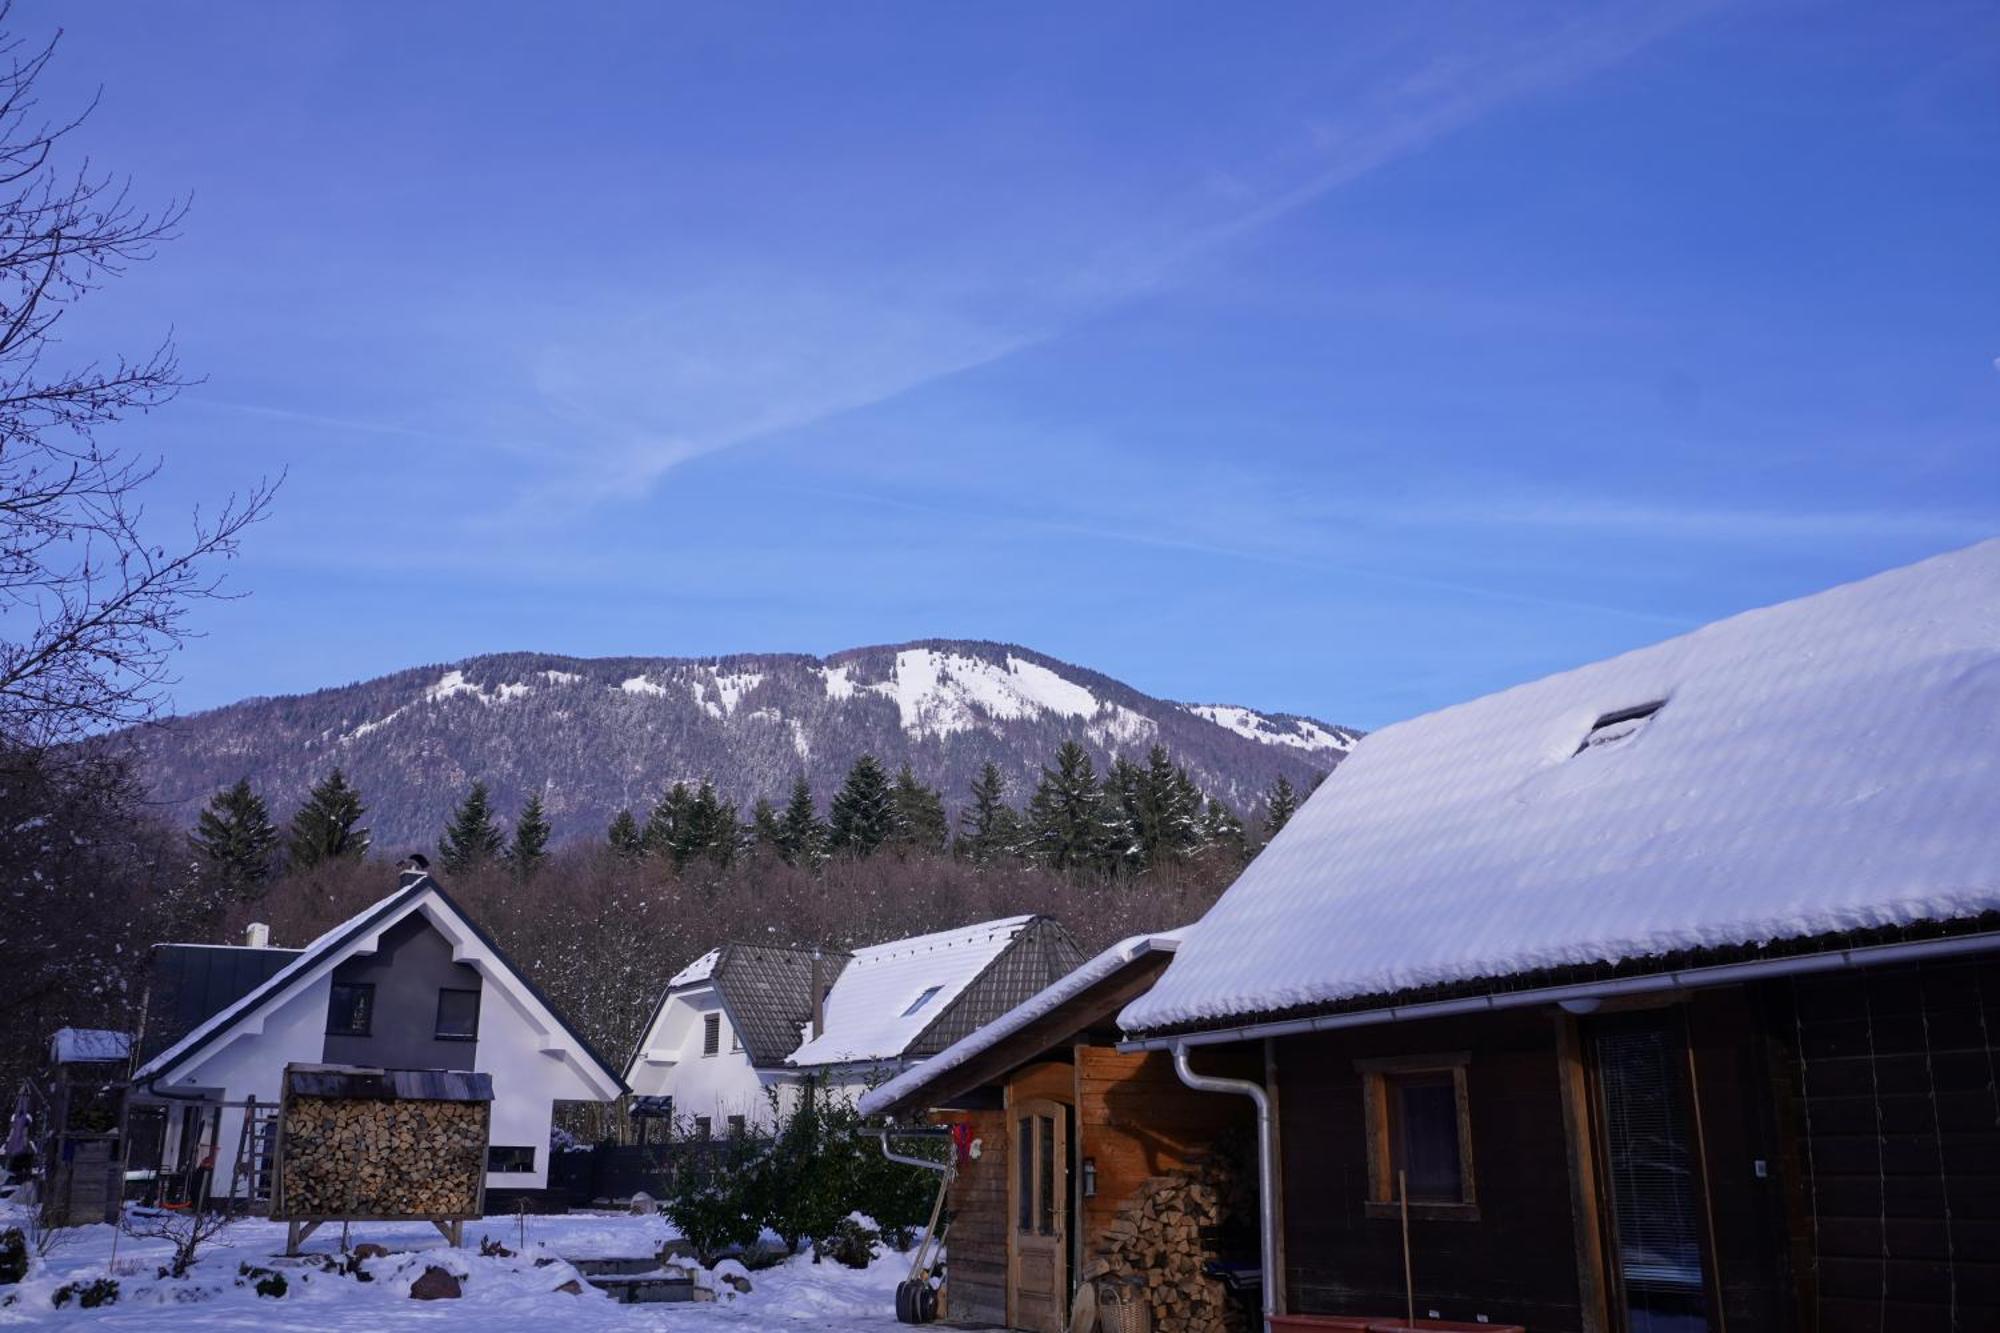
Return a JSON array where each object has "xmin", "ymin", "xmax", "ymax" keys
[
  {"xmin": 809, "ymin": 948, "xmax": 826, "ymax": 1041},
  {"xmin": 244, "ymin": 922, "xmax": 271, "ymax": 949},
  {"xmin": 398, "ymin": 851, "xmax": 431, "ymax": 890}
]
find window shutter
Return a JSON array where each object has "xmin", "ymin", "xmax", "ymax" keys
[{"xmin": 703, "ymin": 1012, "xmax": 721, "ymax": 1056}]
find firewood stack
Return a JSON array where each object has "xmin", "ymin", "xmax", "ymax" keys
[
  {"xmin": 1094, "ymin": 1155, "xmax": 1252, "ymax": 1333},
  {"xmin": 277, "ymin": 1095, "xmax": 487, "ymax": 1218}
]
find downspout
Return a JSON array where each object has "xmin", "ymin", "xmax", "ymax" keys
[{"xmin": 1173, "ymin": 1042, "xmax": 1276, "ymax": 1332}]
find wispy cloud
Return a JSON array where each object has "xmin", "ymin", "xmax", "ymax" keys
[{"xmin": 485, "ymin": 4, "xmax": 1715, "ymax": 517}]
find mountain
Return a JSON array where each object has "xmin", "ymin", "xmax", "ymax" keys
[{"xmin": 107, "ymin": 640, "xmax": 1361, "ymax": 849}]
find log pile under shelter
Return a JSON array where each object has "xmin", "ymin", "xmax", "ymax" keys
[
  {"xmin": 275, "ymin": 1065, "xmax": 490, "ymax": 1223},
  {"xmin": 1093, "ymin": 1154, "xmax": 1253, "ymax": 1333}
]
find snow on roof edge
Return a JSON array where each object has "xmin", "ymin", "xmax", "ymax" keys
[{"xmin": 858, "ymin": 930, "xmax": 1183, "ymax": 1117}]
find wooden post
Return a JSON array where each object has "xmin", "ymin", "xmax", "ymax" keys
[{"xmin": 1400, "ymin": 1168, "xmax": 1414, "ymax": 1328}]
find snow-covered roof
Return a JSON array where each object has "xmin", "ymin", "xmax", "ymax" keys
[
  {"xmin": 789, "ymin": 915, "xmax": 1038, "ymax": 1068},
  {"xmin": 133, "ymin": 875, "xmax": 626, "ymax": 1098},
  {"xmin": 50, "ymin": 1028, "xmax": 131, "ymax": 1065},
  {"xmin": 859, "ymin": 930, "xmax": 1182, "ymax": 1117},
  {"xmin": 668, "ymin": 949, "xmax": 721, "ymax": 989},
  {"xmin": 1123, "ymin": 540, "xmax": 2000, "ymax": 1035}
]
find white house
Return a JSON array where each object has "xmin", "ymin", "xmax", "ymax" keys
[
  {"xmin": 623, "ymin": 943, "xmax": 849, "ymax": 1135},
  {"xmin": 788, "ymin": 914, "xmax": 1085, "ymax": 1103},
  {"xmin": 626, "ymin": 914, "xmax": 1085, "ymax": 1132},
  {"xmin": 131, "ymin": 868, "xmax": 626, "ymax": 1198}
]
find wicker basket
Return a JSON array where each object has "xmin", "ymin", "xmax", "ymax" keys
[{"xmin": 1096, "ymin": 1280, "xmax": 1153, "ymax": 1333}]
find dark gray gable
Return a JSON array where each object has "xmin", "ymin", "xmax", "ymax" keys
[
  {"xmin": 908, "ymin": 916, "xmax": 1087, "ymax": 1058},
  {"xmin": 713, "ymin": 944, "xmax": 852, "ymax": 1066},
  {"xmin": 139, "ymin": 944, "xmax": 303, "ymax": 1064}
]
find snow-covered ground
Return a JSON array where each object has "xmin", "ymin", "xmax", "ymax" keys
[{"xmin": 0, "ymin": 1205, "xmax": 915, "ymax": 1329}]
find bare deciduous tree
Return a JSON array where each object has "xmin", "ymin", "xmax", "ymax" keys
[{"xmin": 0, "ymin": 10, "xmax": 274, "ymax": 748}]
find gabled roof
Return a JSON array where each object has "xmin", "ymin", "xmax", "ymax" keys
[
  {"xmin": 1123, "ymin": 540, "xmax": 2000, "ymax": 1036},
  {"xmin": 713, "ymin": 944, "xmax": 850, "ymax": 1066},
  {"xmin": 860, "ymin": 930, "xmax": 1182, "ymax": 1119},
  {"xmin": 790, "ymin": 915, "xmax": 1077, "ymax": 1068},
  {"xmin": 624, "ymin": 944, "xmax": 854, "ymax": 1072},
  {"xmin": 134, "ymin": 875, "xmax": 626, "ymax": 1098}
]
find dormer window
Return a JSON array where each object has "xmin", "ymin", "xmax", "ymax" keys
[
  {"xmin": 1575, "ymin": 701, "xmax": 1665, "ymax": 756},
  {"xmin": 901, "ymin": 985, "xmax": 944, "ymax": 1017}
]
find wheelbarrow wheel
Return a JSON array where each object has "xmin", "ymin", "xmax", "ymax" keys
[{"xmin": 895, "ymin": 1278, "xmax": 938, "ymax": 1323}]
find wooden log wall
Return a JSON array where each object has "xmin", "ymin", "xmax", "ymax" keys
[{"xmin": 277, "ymin": 1095, "xmax": 487, "ymax": 1219}]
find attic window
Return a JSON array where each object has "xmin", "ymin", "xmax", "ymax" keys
[
  {"xmin": 702, "ymin": 1013, "xmax": 721, "ymax": 1057},
  {"xmin": 1574, "ymin": 701, "xmax": 1665, "ymax": 755},
  {"xmin": 901, "ymin": 986, "xmax": 944, "ymax": 1017}
]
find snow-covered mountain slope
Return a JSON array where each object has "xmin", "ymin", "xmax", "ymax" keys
[{"xmin": 106, "ymin": 640, "xmax": 1357, "ymax": 847}]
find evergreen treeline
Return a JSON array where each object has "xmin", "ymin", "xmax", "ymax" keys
[{"xmin": 186, "ymin": 741, "xmax": 1311, "ymax": 897}]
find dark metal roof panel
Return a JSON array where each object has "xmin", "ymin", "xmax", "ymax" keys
[
  {"xmin": 908, "ymin": 917, "xmax": 1088, "ymax": 1058},
  {"xmin": 140, "ymin": 945, "xmax": 303, "ymax": 1063},
  {"xmin": 712, "ymin": 944, "xmax": 852, "ymax": 1066}
]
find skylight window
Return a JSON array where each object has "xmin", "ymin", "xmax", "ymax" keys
[
  {"xmin": 1575, "ymin": 700, "xmax": 1665, "ymax": 755},
  {"xmin": 901, "ymin": 985, "xmax": 944, "ymax": 1017}
]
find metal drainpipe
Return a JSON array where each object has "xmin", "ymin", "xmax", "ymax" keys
[
  {"xmin": 877, "ymin": 1129, "xmax": 952, "ymax": 1173},
  {"xmin": 1172, "ymin": 1042, "xmax": 1276, "ymax": 1332}
]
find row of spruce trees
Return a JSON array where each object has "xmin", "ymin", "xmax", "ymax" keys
[{"xmin": 187, "ymin": 743, "xmax": 1309, "ymax": 896}]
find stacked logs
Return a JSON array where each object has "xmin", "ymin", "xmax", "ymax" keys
[
  {"xmin": 1094, "ymin": 1155, "xmax": 1251, "ymax": 1333},
  {"xmin": 277, "ymin": 1096, "xmax": 487, "ymax": 1219}
]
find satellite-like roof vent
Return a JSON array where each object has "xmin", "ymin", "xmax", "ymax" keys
[{"xmin": 1574, "ymin": 700, "xmax": 1666, "ymax": 756}]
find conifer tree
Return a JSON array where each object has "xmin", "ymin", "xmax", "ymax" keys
[
  {"xmin": 607, "ymin": 808, "xmax": 643, "ymax": 858},
  {"xmin": 749, "ymin": 797, "xmax": 784, "ymax": 855},
  {"xmin": 287, "ymin": 768, "xmax": 370, "ymax": 869},
  {"xmin": 1264, "ymin": 774, "xmax": 1300, "ymax": 838},
  {"xmin": 958, "ymin": 762, "xmax": 1020, "ymax": 864},
  {"xmin": 643, "ymin": 782, "xmax": 693, "ymax": 859},
  {"xmin": 1026, "ymin": 741, "xmax": 1111, "ymax": 872},
  {"xmin": 777, "ymin": 775, "xmax": 826, "ymax": 867},
  {"xmin": 189, "ymin": 778, "xmax": 279, "ymax": 900},
  {"xmin": 1203, "ymin": 796, "xmax": 1247, "ymax": 859},
  {"xmin": 509, "ymin": 791, "xmax": 551, "ymax": 879},
  {"xmin": 685, "ymin": 780, "xmax": 737, "ymax": 868},
  {"xmin": 888, "ymin": 764, "xmax": 949, "ymax": 854},
  {"xmin": 827, "ymin": 755, "xmax": 896, "ymax": 857},
  {"xmin": 439, "ymin": 780, "xmax": 506, "ymax": 876}
]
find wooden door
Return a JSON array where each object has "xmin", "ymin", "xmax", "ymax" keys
[{"xmin": 1008, "ymin": 1097, "xmax": 1069, "ymax": 1333}]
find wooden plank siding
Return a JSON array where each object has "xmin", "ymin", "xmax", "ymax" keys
[
  {"xmin": 940, "ymin": 1105, "xmax": 1011, "ymax": 1326},
  {"xmin": 1074, "ymin": 1046, "xmax": 1253, "ymax": 1251},
  {"xmin": 1776, "ymin": 955, "xmax": 2000, "ymax": 1331},
  {"xmin": 1273, "ymin": 1009, "xmax": 1588, "ymax": 1330}
]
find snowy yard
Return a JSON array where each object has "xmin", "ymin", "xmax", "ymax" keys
[{"xmin": 0, "ymin": 1206, "xmax": 919, "ymax": 1329}]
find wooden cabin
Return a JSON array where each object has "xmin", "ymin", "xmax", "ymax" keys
[
  {"xmin": 1118, "ymin": 543, "xmax": 2000, "ymax": 1333},
  {"xmin": 863, "ymin": 931, "xmax": 1262, "ymax": 1333}
]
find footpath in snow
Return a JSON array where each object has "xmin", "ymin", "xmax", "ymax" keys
[{"xmin": 0, "ymin": 1205, "xmax": 918, "ymax": 1330}]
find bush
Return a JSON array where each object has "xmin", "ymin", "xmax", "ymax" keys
[
  {"xmin": 238, "ymin": 1263, "xmax": 287, "ymax": 1298},
  {"xmin": 52, "ymin": 1277, "xmax": 118, "ymax": 1309},
  {"xmin": 814, "ymin": 1216, "xmax": 879, "ymax": 1270},
  {"xmin": 0, "ymin": 1228, "xmax": 24, "ymax": 1285},
  {"xmin": 657, "ymin": 1132, "xmax": 765, "ymax": 1263},
  {"xmin": 654, "ymin": 1083, "xmax": 943, "ymax": 1263}
]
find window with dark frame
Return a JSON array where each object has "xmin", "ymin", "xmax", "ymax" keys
[
  {"xmin": 487, "ymin": 1145, "xmax": 534, "ymax": 1173},
  {"xmin": 327, "ymin": 982, "xmax": 374, "ymax": 1036},
  {"xmin": 702, "ymin": 1012, "xmax": 721, "ymax": 1056},
  {"xmin": 901, "ymin": 985, "xmax": 944, "ymax": 1017},
  {"xmin": 434, "ymin": 988, "xmax": 480, "ymax": 1041},
  {"xmin": 694, "ymin": 1115, "xmax": 712, "ymax": 1140},
  {"xmin": 1357, "ymin": 1053, "xmax": 1476, "ymax": 1219},
  {"xmin": 726, "ymin": 1114, "xmax": 746, "ymax": 1139}
]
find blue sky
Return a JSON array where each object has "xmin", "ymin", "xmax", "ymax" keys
[{"xmin": 24, "ymin": 1, "xmax": 1999, "ymax": 730}]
